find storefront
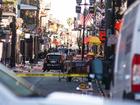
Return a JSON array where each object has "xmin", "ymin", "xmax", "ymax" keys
[{"xmin": 0, "ymin": 1, "xmax": 15, "ymax": 63}]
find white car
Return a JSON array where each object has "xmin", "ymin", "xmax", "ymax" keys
[{"xmin": 111, "ymin": 0, "xmax": 140, "ymax": 100}]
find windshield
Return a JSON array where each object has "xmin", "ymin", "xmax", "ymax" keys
[
  {"xmin": 48, "ymin": 55, "xmax": 61, "ymax": 60},
  {"xmin": 0, "ymin": 70, "xmax": 40, "ymax": 97}
]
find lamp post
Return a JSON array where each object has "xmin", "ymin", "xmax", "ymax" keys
[
  {"xmin": 10, "ymin": 16, "xmax": 17, "ymax": 68},
  {"xmin": 76, "ymin": 0, "xmax": 95, "ymax": 60}
]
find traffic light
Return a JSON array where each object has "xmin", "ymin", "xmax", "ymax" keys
[
  {"xmin": 17, "ymin": 4, "xmax": 20, "ymax": 10},
  {"xmin": 76, "ymin": 6, "xmax": 81, "ymax": 13}
]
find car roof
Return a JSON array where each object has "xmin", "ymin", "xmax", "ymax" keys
[{"xmin": 46, "ymin": 92, "xmax": 139, "ymax": 105}]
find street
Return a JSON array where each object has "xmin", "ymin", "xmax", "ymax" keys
[
  {"xmin": 14, "ymin": 59, "xmax": 107, "ymax": 97},
  {"xmin": 24, "ymin": 76, "xmax": 105, "ymax": 97},
  {"xmin": 1, "ymin": 0, "xmax": 140, "ymax": 104},
  {"xmin": 24, "ymin": 77, "xmax": 79, "ymax": 96}
]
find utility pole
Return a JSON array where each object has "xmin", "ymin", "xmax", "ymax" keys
[
  {"xmin": 34, "ymin": 0, "xmax": 40, "ymax": 63},
  {"xmin": 0, "ymin": 0, "xmax": 2, "ymax": 33},
  {"xmin": 10, "ymin": 16, "xmax": 17, "ymax": 68},
  {"xmin": 0, "ymin": 0, "xmax": 2, "ymax": 21},
  {"xmin": 104, "ymin": 0, "xmax": 112, "ymax": 60},
  {"xmin": 76, "ymin": 0, "xmax": 95, "ymax": 60},
  {"xmin": 82, "ymin": 7, "xmax": 86, "ymax": 60}
]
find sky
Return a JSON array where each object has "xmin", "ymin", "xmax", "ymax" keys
[{"xmin": 50, "ymin": 0, "xmax": 77, "ymax": 25}]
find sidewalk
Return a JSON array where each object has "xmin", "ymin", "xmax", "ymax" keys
[{"xmin": 13, "ymin": 62, "xmax": 44, "ymax": 73}]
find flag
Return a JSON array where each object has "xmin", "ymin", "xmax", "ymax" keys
[{"xmin": 79, "ymin": 9, "xmax": 94, "ymax": 27}]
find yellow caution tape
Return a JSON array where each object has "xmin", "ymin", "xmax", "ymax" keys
[{"xmin": 16, "ymin": 73, "xmax": 88, "ymax": 77}]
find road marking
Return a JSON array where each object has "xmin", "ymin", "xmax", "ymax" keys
[{"xmin": 16, "ymin": 73, "xmax": 88, "ymax": 77}]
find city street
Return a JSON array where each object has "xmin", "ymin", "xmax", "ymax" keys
[
  {"xmin": 1, "ymin": 0, "xmax": 138, "ymax": 103},
  {"xmin": 13, "ymin": 58, "xmax": 107, "ymax": 97},
  {"xmin": 24, "ymin": 76, "xmax": 105, "ymax": 97}
]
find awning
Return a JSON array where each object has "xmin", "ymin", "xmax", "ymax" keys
[{"xmin": 20, "ymin": 4, "xmax": 38, "ymax": 10}]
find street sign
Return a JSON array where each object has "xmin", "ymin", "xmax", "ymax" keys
[{"xmin": 76, "ymin": 6, "xmax": 81, "ymax": 13}]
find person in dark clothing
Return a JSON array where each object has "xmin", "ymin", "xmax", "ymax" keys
[
  {"xmin": 103, "ymin": 54, "xmax": 114, "ymax": 90},
  {"xmin": 42, "ymin": 57, "xmax": 48, "ymax": 72},
  {"xmin": 86, "ymin": 52, "xmax": 95, "ymax": 82}
]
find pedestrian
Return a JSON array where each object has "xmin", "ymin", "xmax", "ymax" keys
[
  {"xmin": 85, "ymin": 52, "xmax": 95, "ymax": 82},
  {"xmin": 43, "ymin": 49, "xmax": 47, "ymax": 58},
  {"xmin": 42, "ymin": 57, "xmax": 48, "ymax": 72}
]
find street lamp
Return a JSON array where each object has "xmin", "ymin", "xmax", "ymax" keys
[
  {"xmin": 76, "ymin": 0, "xmax": 95, "ymax": 60},
  {"xmin": 10, "ymin": 16, "xmax": 17, "ymax": 68}
]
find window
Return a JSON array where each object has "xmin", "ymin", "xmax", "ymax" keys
[
  {"xmin": 0, "ymin": 70, "xmax": 40, "ymax": 97},
  {"xmin": 48, "ymin": 55, "xmax": 61, "ymax": 60}
]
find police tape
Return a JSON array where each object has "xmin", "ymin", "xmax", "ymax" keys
[{"xmin": 16, "ymin": 73, "xmax": 88, "ymax": 77}]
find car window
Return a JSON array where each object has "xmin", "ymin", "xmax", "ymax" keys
[
  {"xmin": 48, "ymin": 55, "xmax": 61, "ymax": 60},
  {"xmin": 0, "ymin": 70, "xmax": 40, "ymax": 97}
]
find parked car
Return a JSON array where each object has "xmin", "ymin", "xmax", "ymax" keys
[
  {"xmin": 111, "ymin": 0, "xmax": 140, "ymax": 101},
  {"xmin": 43, "ymin": 52, "xmax": 65, "ymax": 72}
]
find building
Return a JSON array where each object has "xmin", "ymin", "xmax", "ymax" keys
[
  {"xmin": 17, "ymin": 0, "xmax": 39, "ymax": 31},
  {"xmin": 0, "ymin": 0, "xmax": 17, "ymax": 63}
]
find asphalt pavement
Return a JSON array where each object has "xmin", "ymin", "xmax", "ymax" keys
[
  {"xmin": 24, "ymin": 76, "xmax": 106, "ymax": 97},
  {"xmin": 14, "ymin": 63, "xmax": 107, "ymax": 97},
  {"xmin": 24, "ymin": 77, "xmax": 80, "ymax": 95}
]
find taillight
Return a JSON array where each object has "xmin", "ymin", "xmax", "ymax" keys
[{"xmin": 132, "ymin": 54, "xmax": 140, "ymax": 92}]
